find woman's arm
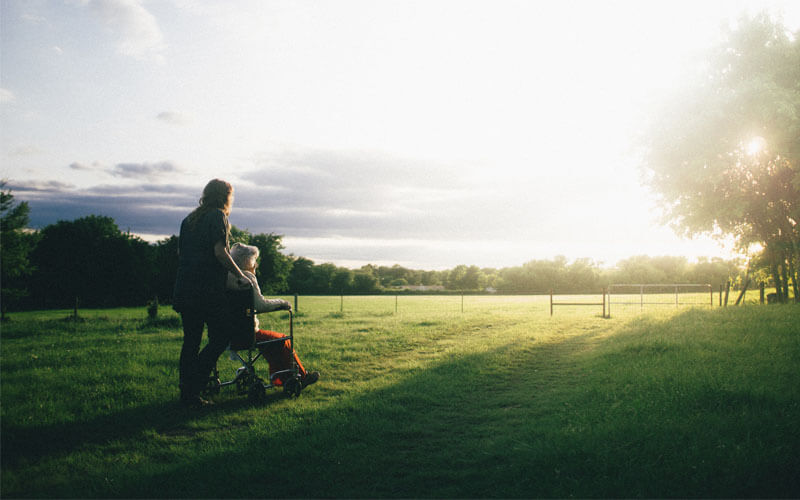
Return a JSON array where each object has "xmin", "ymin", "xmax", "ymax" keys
[{"xmin": 214, "ymin": 239, "xmax": 248, "ymax": 285}]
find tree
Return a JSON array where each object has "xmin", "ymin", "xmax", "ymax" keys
[
  {"xmin": 332, "ymin": 268, "xmax": 354, "ymax": 293},
  {"xmin": 447, "ymin": 265, "xmax": 468, "ymax": 290},
  {"xmin": 1, "ymin": 183, "xmax": 37, "ymax": 318},
  {"xmin": 30, "ymin": 215, "xmax": 153, "ymax": 308},
  {"xmin": 250, "ymin": 232, "xmax": 291, "ymax": 294},
  {"xmin": 287, "ymin": 257, "xmax": 315, "ymax": 294},
  {"xmin": 352, "ymin": 267, "xmax": 380, "ymax": 293},
  {"xmin": 310, "ymin": 263, "xmax": 337, "ymax": 293},
  {"xmin": 641, "ymin": 13, "xmax": 799, "ymax": 301},
  {"xmin": 153, "ymin": 235, "xmax": 179, "ymax": 303}
]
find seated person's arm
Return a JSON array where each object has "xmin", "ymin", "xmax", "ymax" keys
[{"xmin": 228, "ymin": 270, "xmax": 290, "ymax": 313}]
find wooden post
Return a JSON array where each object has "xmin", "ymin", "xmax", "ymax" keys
[
  {"xmin": 724, "ymin": 281, "xmax": 730, "ymax": 307},
  {"xmin": 73, "ymin": 296, "xmax": 79, "ymax": 319},
  {"xmin": 710, "ymin": 285, "xmax": 713, "ymax": 308},
  {"xmin": 461, "ymin": 294, "xmax": 464, "ymax": 313},
  {"xmin": 395, "ymin": 295, "xmax": 398, "ymax": 314},
  {"xmin": 640, "ymin": 285, "xmax": 644, "ymax": 311},
  {"xmin": 719, "ymin": 284, "xmax": 723, "ymax": 306},
  {"xmin": 602, "ymin": 288, "xmax": 607, "ymax": 318},
  {"xmin": 550, "ymin": 290, "xmax": 553, "ymax": 316},
  {"xmin": 759, "ymin": 282, "xmax": 765, "ymax": 304},
  {"xmin": 294, "ymin": 294, "xmax": 298, "ymax": 312},
  {"xmin": 340, "ymin": 294, "xmax": 343, "ymax": 312}
]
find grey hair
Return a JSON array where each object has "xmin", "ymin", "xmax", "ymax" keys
[{"xmin": 230, "ymin": 242, "xmax": 260, "ymax": 269}]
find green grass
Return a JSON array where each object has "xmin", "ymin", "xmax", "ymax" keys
[{"xmin": 2, "ymin": 298, "xmax": 799, "ymax": 498}]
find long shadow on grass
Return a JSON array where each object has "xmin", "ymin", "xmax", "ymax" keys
[
  {"xmin": 5, "ymin": 309, "xmax": 800, "ymax": 498},
  {"xmin": 0, "ymin": 391, "xmax": 275, "ymax": 470},
  {"xmin": 124, "ymin": 309, "xmax": 799, "ymax": 499}
]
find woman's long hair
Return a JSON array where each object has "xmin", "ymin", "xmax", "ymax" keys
[{"xmin": 186, "ymin": 179, "xmax": 233, "ymax": 226}]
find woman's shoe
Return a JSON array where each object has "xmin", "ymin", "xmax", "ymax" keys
[{"xmin": 301, "ymin": 371, "xmax": 320, "ymax": 388}]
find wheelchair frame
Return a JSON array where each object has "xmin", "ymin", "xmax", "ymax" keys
[{"xmin": 204, "ymin": 288, "xmax": 303, "ymax": 401}]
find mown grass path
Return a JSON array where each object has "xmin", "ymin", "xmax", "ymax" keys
[{"xmin": 2, "ymin": 300, "xmax": 799, "ymax": 498}]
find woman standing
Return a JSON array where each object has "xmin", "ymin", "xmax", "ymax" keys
[{"xmin": 173, "ymin": 179, "xmax": 248, "ymax": 407}]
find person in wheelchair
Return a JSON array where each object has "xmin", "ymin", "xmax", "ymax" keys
[{"xmin": 227, "ymin": 243, "xmax": 319, "ymax": 388}]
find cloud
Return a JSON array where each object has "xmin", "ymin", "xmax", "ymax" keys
[
  {"xmin": 229, "ymin": 146, "xmax": 562, "ymax": 244},
  {"xmin": 9, "ymin": 180, "xmax": 195, "ymax": 235},
  {"xmin": 20, "ymin": 13, "xmax": 47, "ymax": 24},
  {"xmin": 156, "ymin": 111, "xmax": 191, "ymax": 125},
  {"xmin": 81, "ymin": 0, "xmax": 165, "ymax": 63},
  {"xmin": 110, "ymin": 161, "xmax": 181, "ymax": 180},
  {"xmin": 240, "ymin": 147, "xmax": 471, "ymax": 211},
  {"xmin": 0, "ymin": 88, "xmax": 16, "ymax": 104},
  {"xmin": 69, "ymin": 161, "xmax": 103, "ymax": 171},
  {"xmin": 10, "ymin": 145, "xmax": 43, "ymax": 156},
  {"xmin": 6, "ymin": 180, "xmax": 75, "ymax": 192}
]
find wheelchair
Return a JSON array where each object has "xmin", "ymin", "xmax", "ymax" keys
[{"xmin": 202, "ymin": 287, "xmax": 303, "ymax": 402}]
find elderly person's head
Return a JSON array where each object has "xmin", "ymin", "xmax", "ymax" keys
[{"xmin": 230, "ymin": 243, "xmax": 260, "ymax": 272}]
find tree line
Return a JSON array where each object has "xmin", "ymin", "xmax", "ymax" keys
[{"xmin": 2, "ymin": 185, "xmax": 753, "ymax": 316}]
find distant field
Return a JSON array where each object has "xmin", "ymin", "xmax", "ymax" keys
[{"xmin": 2, "ymin": 296, "xmax": 798, "ymax": 498}]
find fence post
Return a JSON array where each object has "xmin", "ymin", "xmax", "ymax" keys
[
  {"xmin": 461, "ymin": 294, "xmax": 464, "ymax": 313},
  {"xmin": 724, "ymin": 281, "xmax": 730, "ymax": 307},
  {"xmin": 640, "ymin": 285, "xmax": 644, "ymax": 311},
  {"xmin": 294, "ymin": 294, "xmax": 298, "ymax": 312},
  {"xmin": 602, "ymin": 288, "xmax": 607, "ymax": 318},
  {"xmin": 395, "ymin": 295, "xmax": 398, "ymax": 314},
  {"xmin": 710, "ymin": 284, "xmax": 713, "ymax": 308},
  {"xmin": 340, "ymin": 294, "xmax": 343, "ymax": 312},
  {"xmin": 759, "ymin": 282, "xmax": 765, "ymax": 304},
  {"xmin": 719, "ymin": 284, "xmax": 723, "ymax": 306},
  {"xmin": 550, "ymin": 290, "xmax": 553, "ymax": 316}
]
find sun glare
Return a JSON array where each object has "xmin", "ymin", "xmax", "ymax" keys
[{"xmin": 746, "ymin": 136, "xmax": 766, "ymax": 156}]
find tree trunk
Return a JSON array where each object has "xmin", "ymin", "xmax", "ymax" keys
[
  {"xmin": 788, "ymin": 258, "xmax": 799, "ymax": 303},
  {"xmin": 780, "ymin": 260, "xmax": 790, "ymax": 303},
  {"xmin": 771, "ymin": 262, "xmax": 784, "ymax": 303}
]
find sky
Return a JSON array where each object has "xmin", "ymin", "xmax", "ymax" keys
[{"xmin": 2, "ymin": 0, "xmax": 799, "ymax": 270}]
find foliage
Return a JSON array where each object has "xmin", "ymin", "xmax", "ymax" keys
[
  {"xmin": 28, "ymin": 215, "xmax": 154, "ymax": 309},
  {"xmin": 0, "ymin": 182, "xmax": 37, "ymax": 318},
  {"xmin": 641, "ymin": 12, "xmax": 800, "ymax": 302},
  {"xmin": 152, "ymin": 236, "xmax": 179, "ymax": 303},
  {"xmin": 250, "ymin": 232, "xmax": 291, "ymax": 294}
]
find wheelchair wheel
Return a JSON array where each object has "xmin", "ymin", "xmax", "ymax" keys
[
  {"xmin": 248, "ymin": 380, "xmax": 265, "ymax": 402},
  {"xmin": 283, "ymin": 375, "xmax": 302, "ymax": 398}
]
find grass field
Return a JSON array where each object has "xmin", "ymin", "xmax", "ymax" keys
[{"xmin": 1, "ymin": 296, "xmax": 799, "ymax": 498}]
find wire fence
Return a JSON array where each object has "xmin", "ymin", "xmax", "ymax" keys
[
  {"xmin": 607, "ymin": 284, "xmax": 713, "ymax": 316},
  {"xmin": 265, "ymin": 284, "xmax": 781, "ymax": 320}
]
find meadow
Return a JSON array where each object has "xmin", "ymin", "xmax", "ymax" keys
[{"xmin": 1, "ymin": 294, "xmax": 799, "ymax": 498}]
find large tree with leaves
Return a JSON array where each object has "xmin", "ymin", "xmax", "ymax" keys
[{"xmin": 641, "ymin": 12, "xmax": 799, "ymax": 301}]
